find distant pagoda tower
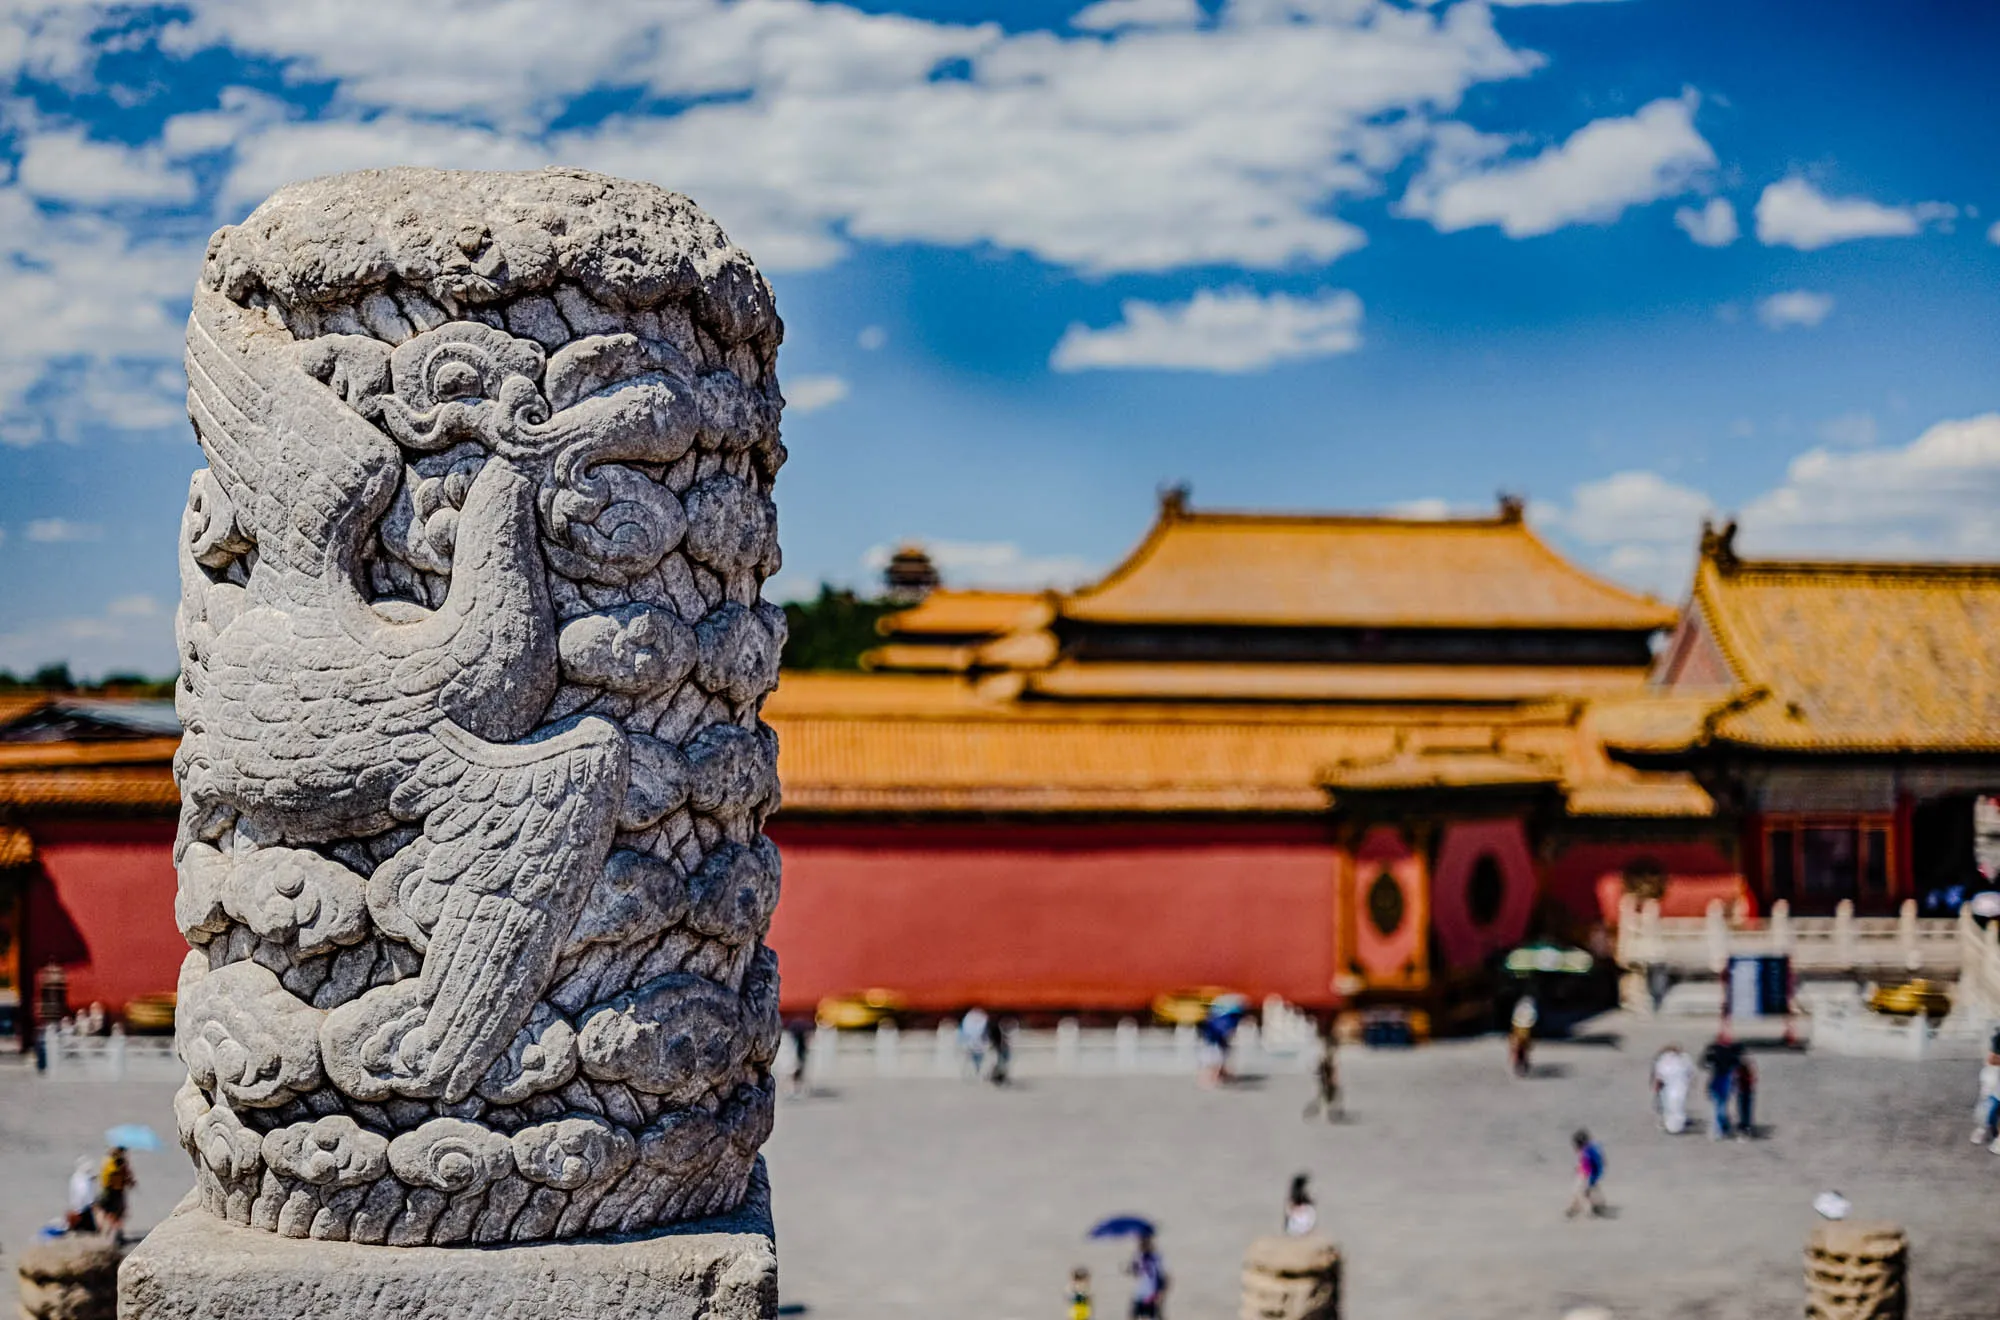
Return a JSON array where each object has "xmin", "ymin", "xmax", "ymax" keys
[{"xmin": 883, "ymin": 542, "xmax": 941, "ymax": 604}]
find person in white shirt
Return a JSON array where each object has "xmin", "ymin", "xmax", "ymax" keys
[
  {"xmin": 1283, "ymin": 1174, "xmax": 1318, "ymax": 1236},
  {"xmin": 1652, "ymin": 1043, "xmax": 1695, "ymax": 1134}
]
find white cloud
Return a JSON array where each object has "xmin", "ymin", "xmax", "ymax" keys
[
  {"xmin": 857, "ymin": 325, "xmax": 888, "ymax": 351},
  {"xmin": 1488, "ymin": 0, "xmax": 1631, "ymax": 5},
  {"xmin": 1051, "ymin": 287, "xmax": 1362, "ymax": 373},
  {"xmin": 1988, "ymin": 219, "xmax": 2000, "ymax": 246},
  {"xmin": 784, "ymin": 374, "xmax": 850, "ymax": 414},
  {"xmin": 1755, "ymin": 290, "xmax": 1834, "ymax": 330},
  {"xmin": 107, "ymin": 594, "xmax": 163, "ymax": 617},
  {"xmin": 1817, "ymin": 411, "xmax": 1877, "ymax": 449},
  {"xmin": 176, "ymin": 0, "xmax": 1535, "ymax": 275},
  {"xmin": 864, "ymin": 539, "xmax": 1096, "ymax": 590},
  {"xmin": 1673, "ymin": 196, "xmax": 1737, "ymax": 247},
  {"xmin": 1538, "ymin": 470, "xmax": 1712, "ymax": 597},
  {"xmin": 14, "ymin": 128, "xmax": 196, "ymax": 205},
  {"xmin": 0, "ymin": 191, "xmax": 199, "ymax": 446},
  {"xmin": 24, "ymin": 517, "xmax": 103, "ymax": 543},
  {"xmin": 1071, "ymin": 0, "xmax": 1203, "ymax": 30},
  {"xmin": 1737, "ymin": 413, "xmax": 2000, "ymax": 558},
  {"xmin": 1390, "ymin": 497, "xmax": 1454, "ymax": 520},
  {"xmin": 1546, "ymin": 415, "xmax": 2000, "ymax": 598},
  {"xmin": 1399, "ymin": 93, "xmax": 1713, "ymax": 238},
  {"xmin": 1753, "ymin": 177, "xmax": 1956, "ymax": 250}
]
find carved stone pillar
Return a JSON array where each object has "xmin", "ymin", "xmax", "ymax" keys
[
  {"xmin": 1240, "ymin": 1235, "xmax": 1341, "ymax": 1320},
  {"xmin": 1805, "ymin": 1221, "xmax": 1907, "ymax": 1320},
  {"xmin": 121, "ymin": 167, "xmax": 787, "ymax": 1319}
]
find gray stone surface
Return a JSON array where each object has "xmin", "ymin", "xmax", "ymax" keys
[
  {"xmin": 117, "ymin": 1162, "xmax": 775, "ymax": 1320},
  {"xmin": 168, "ymin": 167, "xmax": 786, "ymax": 1244}
]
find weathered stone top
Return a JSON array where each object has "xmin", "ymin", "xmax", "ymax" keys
[{"xmin": 204, "ymin": 167, "xmax": 779, "ymax": 350}]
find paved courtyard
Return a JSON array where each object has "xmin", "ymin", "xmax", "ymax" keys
[{"xmin": 5, "ymin": 1016, "xmax": 1998, "ymax": 1319}]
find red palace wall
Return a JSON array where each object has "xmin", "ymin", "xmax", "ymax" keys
[
  {"xmin": 24, "ymin": 819, "xmax": 183, "ymax": 1016},
  {"xmin": 765, "ymin": 817, "xmax": 1342, "ymax": 1014},
  {"xmin": 1542, "ymin": 839, "xmax": 1744, "ymax": 928}
]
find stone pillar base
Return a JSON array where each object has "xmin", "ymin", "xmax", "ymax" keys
[{"xmin": 118, "ymin": 1161, "xmax": 776, "ymax": 1320}]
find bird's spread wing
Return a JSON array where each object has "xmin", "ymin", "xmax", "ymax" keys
[
  {"xmin": 184, "ymin": 288, "xmax": 273, "ymax": 548},
  {"xmin": 392, "ymin": 714, "xmax": 629, "ymax": 1102},
  {"xmin": 185, "ymin": 285, "xmax": 399, "ymax": 584}
]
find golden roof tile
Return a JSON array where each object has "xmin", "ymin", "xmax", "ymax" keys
[
  {"xmin": 1021, "ymin": 661, "xmax": 1653, "ymax": 704},
  {"xmin": 767, "ymin": 672, "xmax": 1712, "ymax": 817},
  {"xmin": 1668, "ymin": 549, "xmax": 2000, "ymax": 753},
  {"xmin": 877, "ymin": 590, "xmax": 1049, "ymax": 638},
  {"xmin": 1062, "ymin": 502, "xmax": 1677, "ymax": 631}
]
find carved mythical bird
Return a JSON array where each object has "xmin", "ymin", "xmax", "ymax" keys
[{"xmin": 177, "ymin": 285, "xmax": 636, "ymax": 1103}]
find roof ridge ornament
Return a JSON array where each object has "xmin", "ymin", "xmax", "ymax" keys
[
  {"xmin": 1699, "ymin": 517, "xmax": 1740, "ymax": 569},
  {"xmin": 1158, "ymin": 481, "xmax": 1192, "ymax": 520}
]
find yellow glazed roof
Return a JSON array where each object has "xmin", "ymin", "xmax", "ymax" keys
[
  {"xmin": 766, "ymin": 672, "xmax": 1710, "ymax": 816},
  {"xmin": 1684, "ymin": 550, "xmax": 2000, "ymax": 753},
  {"xmin": 1019, "ymin": 661, "xmax": 1651, "ymax": 705},
  {"xmin": 878, "ymin": 590, "xmax": 1047, "ymax": 638},
  {"xmin": 1062, "ymin": 504, "xmax": 1677, "ymax": 631}
]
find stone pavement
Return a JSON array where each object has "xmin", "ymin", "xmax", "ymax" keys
[{"xmin": 8, "ymin": 1015, "xmax": 2000, "ymax": 1319}]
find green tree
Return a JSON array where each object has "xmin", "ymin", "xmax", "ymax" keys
[{"xmin": 781, "ymin": 586, "xmax": 896, "ymax": 671}]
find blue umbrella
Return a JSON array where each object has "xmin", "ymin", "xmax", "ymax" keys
[
  {"xmin": 1089, "ymin": 1215, "xmax": 1156, "ymax": 1239},
  {"xmin": 105, "ymin": 1124, "xmax": 161, "ymax": 1152}
]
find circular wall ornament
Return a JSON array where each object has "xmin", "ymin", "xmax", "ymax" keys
[{"xmin": 1367, "ymin": 870, "xmax": 1406, "ymax": 937}]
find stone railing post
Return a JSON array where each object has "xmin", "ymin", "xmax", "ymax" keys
[
  {"xmin": 874, "ymin": 1022, "xmax": 900, "ymax": 1076},
  {"xmin": 814, "ymin": 1023, "xmax": 839, "ymax": 1081},
  {"xmin": 122, "ymin": 168, "xmax": 789, "ymax": 1320},
  {"xmin": 1241, "ymin": 1235, "xmax": 1340, "ymax": 1320},
  {"xmin": 19, "ymin": 1239, "xmax": 126, "ymax": 1320},
  {"xmin": 935, "ymin": 1020, "xmax": 958, "ymax": 1076},
  {"xmin": 1898, "ymin": 898, "xmax": 1920, "ymax": 971},
  {"xmin": 1770, "ymin": 899, "xmax": 1794, "ymax": 955},
  {"xmin": 1056, "ymin": 1017, "xmax": 1081, "ymax": 1073},
  {"xmin": 1705, "ymin": 898, "xmax": 1730, "ymax": 974},
  {"xmin": 1115, "ymin": 1018, "xmax": 1140, "ymax": 1071},
  {"xmin": 1805, "ymin": 1221, "xmax": 1906, "ymax": 1320},
  {"xmin": 1835, "ymin": 899, "xmax": 1857, "ymax": 968}
]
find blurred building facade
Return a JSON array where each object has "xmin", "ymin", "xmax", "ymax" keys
[
  {"xmin": 766, "ymin": 492, "xmax": 1737, "ymax": 1024},
  {"xmin": 7, "ymin": 501, "xmax": 2000, "ymax": 1038}
]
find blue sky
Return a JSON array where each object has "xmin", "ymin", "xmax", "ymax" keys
[{"xmin": 1, "ymin": 0, "xmax": 1997, "ymax": 676}]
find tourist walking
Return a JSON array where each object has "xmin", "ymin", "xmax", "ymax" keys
[
  {"xmin": 1068, "ymin": 1266, "xmax": 1094, "ymax": 1320},
  {"xmin": 1651, "ymin": 1043, "xmax": 1695, "ymax": 1134},
  {"xmin": 1564, "ymin": 1130, "xmax": 1607, "ymax": 1219},
  {"xmin": 784, "ymin": 1018, "xmax": 811, "ymax": 1097},
  {"xmin": 1127, "ymin": 1231, "xmax": 1169, "ymax": 1318},
  {"xmin": 66, "ymin": 1156, "xmax": 97, "ymax": 1234},
  {"xmin": 1733, "ymin": 1054, "xmax": 1757, "ymax": 1137},
  {"xmin": 1509, "ymin": 994, "xmax": 1538, "ymax": 1077},
  {"xmin": 1969, "ymin": 1026, "xmax": 2000, "ymax": 1148},
  {"xmin": 960, "ymin": 1006, "xmax": 990, "ymax": 1080},
  {"xmin": 985, "ymin": 1012, "xmax": 1012, "ymax": 1086},
  {"xmin": 1700, "ymin": 1038, "xmax": 1739, "ymax": 1139},
  {"xmin": 95, "ymin": 1146, "xmax": 134, "ymax": 1243},
  {"xmin": 1284, "ymin": 1173, "xmax": 1318, "ymax": 1236},
  {"xmin": 1302, "ymin": 1031, "xmax": 1341, "ymax": 1121}
]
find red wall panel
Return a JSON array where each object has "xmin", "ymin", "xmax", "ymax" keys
[
  {"xmin": 765, "ymin": 817, "xmax": 1341, "ymax": 1013},
  {"xmin": 25, "ymin": 819, "xmax": 183, "ymax": 1016}
]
